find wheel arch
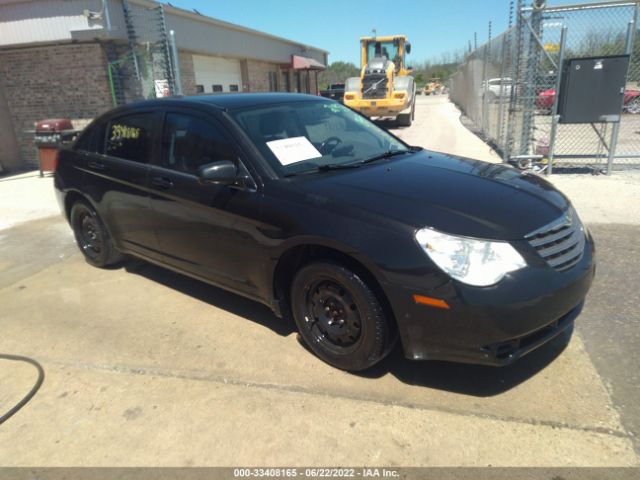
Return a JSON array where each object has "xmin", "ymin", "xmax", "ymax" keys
[
  {"xmin": 271, "ymin": 242, "xmax": 396, "ymax": 335},
  {"xmin": 63, "ymin": 189, "xmax": 92, "ymax": 220},
  {"xmin": 63, "ymin": 190, "xmax": 119, "ymax": 248}
]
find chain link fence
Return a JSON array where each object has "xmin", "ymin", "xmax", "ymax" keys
[
  {"xmin": 106, "ymin": 0, "xmax": 179, "ymax": 107},
  {"xmin": 449, "ymin": 0, "xmax": 640, "ymax": 173}
]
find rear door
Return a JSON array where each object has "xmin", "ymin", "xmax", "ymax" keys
[
  {"xmin": 82, "ymin": 111, "xmax": 161, "ymax": 257},
  {"xmin": 147, "ymin": 109, "xmax": 265, "ymax": 297}
]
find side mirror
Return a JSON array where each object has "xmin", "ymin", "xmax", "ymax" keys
[
  {"xmin": 406, "ymin": 42, "xmax": 411, "ymax": 55},
  {"xmin": 197, "ymin": 160, "xmax": 238, "ymax": 186}
]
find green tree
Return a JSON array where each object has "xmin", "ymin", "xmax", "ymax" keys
[{"xmin": 318, "ymin": 61, "xmax": 360, "ymax": 90}]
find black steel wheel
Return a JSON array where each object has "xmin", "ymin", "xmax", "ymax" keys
[
  {"xmin": 290, "ymin": 261, "xmax": 394, "ymax": 371},
  {"xmin": 70, "ymin": 200, "xmax": 122, "ymax": 268}
]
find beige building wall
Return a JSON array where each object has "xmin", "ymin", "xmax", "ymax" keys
[{"xmin": 243, "ymin": 60, "xmax": 280, "ymax": 92}]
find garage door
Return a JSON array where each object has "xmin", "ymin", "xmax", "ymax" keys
[{"xmin": 192, "ymin": 55, "xmax": 242, "ymax": 93}]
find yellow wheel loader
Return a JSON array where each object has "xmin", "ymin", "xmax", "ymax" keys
[{"xmin": 344, "ymin": 35, "xmax": 416, "ymax": 126}]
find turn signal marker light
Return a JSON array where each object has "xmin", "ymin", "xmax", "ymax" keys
[{"xmin": 413, "ymin": 294, "xmax": 450, "ymax": 310}]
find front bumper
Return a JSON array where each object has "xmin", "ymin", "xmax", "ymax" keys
[
  {"xmin": 344, "ymin": 96, "xmax": 410, "ymax": 117},
  {"xmin": 381, "ymin": 234, "xmax": 596, "ymax": 366}
]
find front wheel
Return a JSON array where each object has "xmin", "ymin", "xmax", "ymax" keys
[
  {"xmin": 397, "ymin": 105, "xmax": 413, "ymax": 127},
  {"xmin": 290, "ymin": 261, "xmax": 394, "ymax": 371},
  {"xmin": 70, "ymin": 200, "xmax": 123, "ymax": 268}
]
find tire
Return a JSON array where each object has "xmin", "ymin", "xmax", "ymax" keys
[
  {"xmin": 290, "ymin": 261, "xmax": 393, "ymax": 371},
  {"xmin": 397, "ymin": 102, "xmax": 414, "ymax": 127},
  {"xmin": 625, "ymin": 97, "xmax": 640, "ymax": 114},
  {"xmin": 70, "ymin": 200, "xmax": 123, "ymax": 268}
]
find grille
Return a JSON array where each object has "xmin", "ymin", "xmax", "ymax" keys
[
  {"xmin": 525, "ymin": 208, "xmax": 585, "ymax": 271},
  {"xmin": 362, "ymin": 74, "xmax": 387, "ymax": 99}
]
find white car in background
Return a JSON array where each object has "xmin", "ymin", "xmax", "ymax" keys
[{"xmin": 481, "ymin": 78, "xmax": 513, "ymax": 101}]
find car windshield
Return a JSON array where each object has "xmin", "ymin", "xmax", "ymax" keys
[{"xmin": 229, "ymin": 100, "xmax": 408, "ymax": 176}]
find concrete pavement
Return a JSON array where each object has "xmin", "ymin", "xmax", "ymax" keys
[
  {"xmin": 0, "ymin": 217, "xmax": 636, "ymax": 465},
  {"xmin": 0, "ymin": 170, "xmax": 60, "ymax": 230}
]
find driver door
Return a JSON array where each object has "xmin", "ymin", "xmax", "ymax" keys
[{"xmin": 147, "ymin": 110, "xmax": 263, "ymax": 297}]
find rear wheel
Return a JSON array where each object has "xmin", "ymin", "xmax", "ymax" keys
[
  {"xmin": 70, "ymin": 200, "xmax": 123, "ymax": 268},
  {"xmin": 290, "ymin": 261, "xmax": 393, "ymax": 371}
]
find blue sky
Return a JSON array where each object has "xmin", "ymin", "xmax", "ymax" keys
[{"xmin": 165, "ymin": 0, "xmax": 601, "ymax": 65}]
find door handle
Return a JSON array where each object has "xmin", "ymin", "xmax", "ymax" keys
[
  {"xmin": 87, "ymin": 159, "xmax": 106, "ymax": 170},
  {"xmin": 151, "ymin": 176, "xmax": 174, "ymax": 190}
]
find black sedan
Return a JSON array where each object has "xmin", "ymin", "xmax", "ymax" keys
[{"xmin": 54, "ymin": 93, "xmax": 595, "ymax": 371}]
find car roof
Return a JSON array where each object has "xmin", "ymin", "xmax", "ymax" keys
[{"xmin": 121, "ymin": 93, "xmax": 329, "ymax": 113}]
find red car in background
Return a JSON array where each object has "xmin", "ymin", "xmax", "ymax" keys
[{"xmin": 536, "ymin": 87, "xmax": 640, "ymax": 114}]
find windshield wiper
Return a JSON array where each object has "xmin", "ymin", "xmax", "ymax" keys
[
  {"xmin": 284, "ymin": 163, "xmax": 361, "ymax": 177},
  {"xmin": 316, "ymin": 163, "xmax": 362, "ymax": 171},
  {"xmin": 285, "ymin": 147, "xmax": 422, "ymax": 176},
  {"xmin": 360, "ymin": 148, "xmax": 415, "ymax": 165}
]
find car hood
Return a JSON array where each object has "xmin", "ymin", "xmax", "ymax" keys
[{"xmin": 288, "ymin": 151, "xmax": 570, "ymax": 240}]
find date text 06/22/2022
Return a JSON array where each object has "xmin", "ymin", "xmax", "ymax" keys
[{"xmin": 232, "ymin": 467, "xmax": 400, "ymax": 478}]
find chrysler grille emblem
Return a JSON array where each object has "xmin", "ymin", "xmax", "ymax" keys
[{"xmin": 564, "ymin": 210, "xmax": 573, "ymax": 224}]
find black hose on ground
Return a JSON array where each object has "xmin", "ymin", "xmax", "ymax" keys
[{"xmin": 0, "ymin": 354, "xmax": 44, "ymax": 425}]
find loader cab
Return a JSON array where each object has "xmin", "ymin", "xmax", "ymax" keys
[{"xmin": 361, "ymin": 36, "xmax": 411, "ymax": 75}]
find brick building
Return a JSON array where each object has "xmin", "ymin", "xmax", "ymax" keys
[{"xmin": 0, "ymin": 0, "xmax": 328, "ymax": 171}]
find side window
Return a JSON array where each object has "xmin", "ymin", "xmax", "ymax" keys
[
  {"xmin": 74, "ymin": 127, "xmax": 94, "ymax": 152},
  {"xmin": 105, "ymin": 113, "xmax": 155, "ymax": 163},
  {"xmin": 74, "ymin": 121, "xmax": 106, "ymax": 154},
  {"xmin": 229, "ymin": 84, "xmax": 239, "ymax": 92},
  {"xmin": 161, "ymin": 113, "xmax": 237, "ymax": 175},
  {"xmin": 212, "ymin": 84, "xmax": 223, "ymax": 93},
  {"xmin": 196, "ymin": 85, "xmax": 204, "ymax": 93}
]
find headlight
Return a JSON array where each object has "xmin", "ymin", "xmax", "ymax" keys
[{"xmin": 415, "ymin": 228, "xmax": 526, "ymax": 287}]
